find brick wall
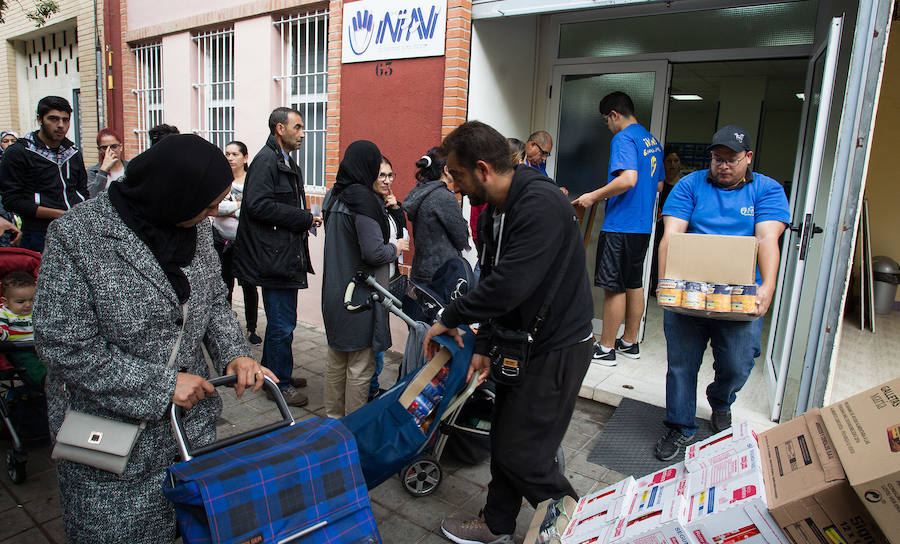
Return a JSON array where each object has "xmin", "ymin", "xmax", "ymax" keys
[
  {"xmin": 0, "ymin": 0, "xmax": 102, "ymax": 165},
  {"xmin": 442, "ymin": 0, "xmax": 471, "ymax": 137},
  {"xmin": 324, "ymin": 0, "xmax": 342, "ymax": 188}
]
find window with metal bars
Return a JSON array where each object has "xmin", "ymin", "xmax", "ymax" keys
[
  {"xmin": 131, "ymin": 41, "xmax": 163, "ymax": 152},
  {"xmin": 192, "ymin": 28, "xmax": 234, "ymax": 150},
  {"xmin": 274, "ymin": 11, "xmax": 328, "ymax": 190}
]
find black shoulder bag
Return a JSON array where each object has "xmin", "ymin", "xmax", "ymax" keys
[{"xmin": 488, "ymin": 237, "xmax": 576, "ymax": 386}]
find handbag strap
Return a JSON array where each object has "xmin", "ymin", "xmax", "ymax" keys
[{"xmin": 529, "ymin": 235, "xmax": 577, "ymax": 337}]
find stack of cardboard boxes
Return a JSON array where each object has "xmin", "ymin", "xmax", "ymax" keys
[{"xmin": 526, "ymin": 378, "xmax": 899, "ymax": 544}]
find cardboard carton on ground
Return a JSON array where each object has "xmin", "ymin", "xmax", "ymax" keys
[
  {"xmin": 684, "ymin": 469, "xmax": 788, "ymax": 544},
  {"xmin": 563, "ymin": 478, "xmax": 636, "ymax": 543},
  {"xmin": 758, "ymin": 409, "xmax": 888, "ymax": 544},
  {"xmin": 635, "ymin": 463, "xmax": 688, "ymax": 492},
  {"xmin": 665, "ymin": 233, "xmax": 758, "ymax": 286},
  {"xmin": 685, "ymin": 422, "xmax": 758, "ymax": 473},
  {"xmin": 687, "ymin": 448, "xmax": 763, "ymax": 492},
  {"xmin": 821, "ymin": 378, "xmax": 900, "ymax": 541},
  {"xmin": 609, "ymin": 477, "xmax": 693, "ymax": 544}
]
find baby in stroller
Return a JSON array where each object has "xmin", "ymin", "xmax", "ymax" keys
[{"xmin": 0, "ymin": 247, "xmax": 47, "ymax": 483}]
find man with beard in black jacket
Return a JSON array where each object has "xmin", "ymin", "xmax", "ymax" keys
[
  {"xmin": 0, "ymin": 96, "xmax": 88, "ymax": 252},
  {"xmin": 424, "ymin": 121, "xmax": 594, "ymax": 544},
  {"xmin": 232, "ymin": 107, "xmax": 321, "ymax": 407}
]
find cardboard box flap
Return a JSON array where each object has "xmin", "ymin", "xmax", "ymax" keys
[
  {"xmin": 665, "ymin": 233, "xmax": 758, "ymax": 285},
  {"xmin": 398, "ymin": 348, "xmax": 451, "ymax": 409},
  {"xmin": 802, "ymin": 409, "xmax": 845, "ymax": 483}
]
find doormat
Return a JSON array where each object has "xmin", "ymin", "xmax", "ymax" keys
[{"xmin": 586, "ymin": 398, "xmax": 714, "ymax": 478}]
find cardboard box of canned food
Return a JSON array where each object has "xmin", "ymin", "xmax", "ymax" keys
[{"xmin": 659, "ymin": 233, "xmax": 759, "ymax": 321}]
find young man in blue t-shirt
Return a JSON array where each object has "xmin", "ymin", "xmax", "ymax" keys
[
  {"xmin": 573, "ymin": 92, "xmax": 663, "ymax": 366},
  {"xmin": 654, "ymin": 125, "xmax": 790, "ymax": 461}
]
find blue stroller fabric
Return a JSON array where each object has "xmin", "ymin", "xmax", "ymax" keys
[
  {"xmin": 164, "ymin": 417, "xmax": 380, "ymax": 544},
  {"xmin": 341, "ymin": 328, "xmax": 475, "ymax": 489}
]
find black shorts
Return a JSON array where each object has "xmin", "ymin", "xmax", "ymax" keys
[{"xmin": 594, "ymin": 231, "xmax": 651, "ymax": 292}]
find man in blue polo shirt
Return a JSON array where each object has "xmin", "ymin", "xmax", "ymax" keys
[
  {"xmin": 573, "ymin": 91, "xmax": 663, "ymax": 366},
  {"xmin": 654, "ymin": 125, "xmax": 790, "ymax": 461}
]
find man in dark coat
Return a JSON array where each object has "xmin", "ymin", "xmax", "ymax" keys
[
  {"xmin": 424, "ymin": 121, "xmax": 594, "ymax": 543},
  {"xmin": 232, "ymin": 107, "xmax": 320, "ymax": 407},
  {"xmin": 0, "ymin": 96, "xmax": 88, "ymax": 253}
]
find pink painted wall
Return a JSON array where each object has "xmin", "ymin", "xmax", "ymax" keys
[
  {"xmin": 128, "ymin": 0, "xmax": 250, "ymax": 31},
  {"xmin": 233, "ymin": 16, "xmax": 281, "ymax": 152}
]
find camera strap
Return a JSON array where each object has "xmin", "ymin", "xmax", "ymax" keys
[{"xmin": 529, "ymin": 224, "xmax": 577, "ymax": 337}]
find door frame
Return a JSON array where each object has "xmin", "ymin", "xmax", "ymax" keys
[
  {"xmin": 764, "ymin": 17, "xmax": 843, "ymax": 423},
  {"xmin": 546, "ymin": 60, "xmax": 670, "ymax": 341}
]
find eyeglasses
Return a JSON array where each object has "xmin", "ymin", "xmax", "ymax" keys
[
  {"xmin": 532, "ymin": 141, "xmax": 551, "ymax": 158},
  {"xmin": 710, "ymin": 153, "xmax": 746, "ymax": 167},
  {"xmin": 99, "ymin": 144, "xmax": 121, "ymax": 151},
  {"xmin": 378, "ymin": 173, "xmax": 395, "ymax": 181}
]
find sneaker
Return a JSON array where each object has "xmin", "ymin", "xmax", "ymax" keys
[
  {"xmin": 615, "ymin": 338, "xmax": 640, "ymax": 359},
  {"xmin": 290, "ymin": 376, "xmax": 308, "ymax": 388},
  {"xmin": 654, "ymin": 428, "xmax": 692, "ymax": 461},
  {"xmin": 265, "ymin": 386, "xmax": 309, "ymax": 407},
  {"xmin": 441, "ymin": 517, "xmax": 513, "ymax": 544},
  {"xmin": 247, "ymin": 331, "xmax": 262, "ymax": 345},
  {"xmin": 710, "ymin": 410, "xmax": 732, "ymax": 433},
  {"xmin": 591, "ymin": 342, "xmax": 617, "ymax": 366}
]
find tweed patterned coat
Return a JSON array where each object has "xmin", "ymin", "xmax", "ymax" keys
[{"xmin": 33, "ymin": 192, "xmax": 252, "ymax": 543}]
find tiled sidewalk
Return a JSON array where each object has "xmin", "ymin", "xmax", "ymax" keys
[{"xmin": 0, "ymin": 322, "xmax": 621, "ymax": 544}]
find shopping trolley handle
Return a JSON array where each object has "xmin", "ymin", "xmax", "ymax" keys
[
  {"xmin": 344, "ymin": 273, "xmax": 373, "ymax": 313},
  {"xmin": 169, "ymin": 374, "xmax": 295, "ymax": 462}
]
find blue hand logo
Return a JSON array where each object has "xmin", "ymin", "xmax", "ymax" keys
[{"xmin": 348, "ymin": 10, "xmax": 374, "ymax": 56}]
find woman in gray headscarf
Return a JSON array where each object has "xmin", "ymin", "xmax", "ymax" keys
[{"xmin": 34, "ymin": 134, "xmax": 276, "ymax": 543}]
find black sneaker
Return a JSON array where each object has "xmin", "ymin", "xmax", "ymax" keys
[
  {"xmin": 615, "ymin": 338, "xmax": 640, "ymax": 359},
  {"xmin": 247, "ymin": 331, "xmax": 262, "ymax": 345},
  {"xmin": 710, "ymin": 410, "xmax": 732, "ymax": 433},
  {"xmin": 591, "ymin": 342, "xmax": 616, "ymax": 366},
  {"xmin": 655, "ymin": 428, "xmax": 692, "ymax": 461}
]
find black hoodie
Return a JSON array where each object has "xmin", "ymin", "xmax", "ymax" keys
[
  {"xmin": 440, "ymin": 165, "xmax": 594, "ymax": 356},
  {"xmin": 0, "ymin": 131, "xmax": 88, "ymax": 232}
]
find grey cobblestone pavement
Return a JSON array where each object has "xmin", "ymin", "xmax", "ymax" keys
[{"xmin": 0, "ymin": 321, "xmax": 619, "ymax": 544}]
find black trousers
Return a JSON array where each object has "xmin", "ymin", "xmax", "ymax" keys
[
  {"xmin": 214, "ymin": 236, "xmax": 260, "ymax": 332},
  {"xmin": 483, "ymin": 339, "xmax": 592, "ymax": 535}
]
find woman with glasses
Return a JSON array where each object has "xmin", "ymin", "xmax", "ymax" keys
[
  {"xmin": 0, "ymin": 130, "xmax": 18, "ymax": 159},
  {"xmin": 87, "ymin": 128, "xmax": 128, "ymax": 198},
  {"xmin": 403, "ymin": 147, "xmax": 470, "ymax": 285}
]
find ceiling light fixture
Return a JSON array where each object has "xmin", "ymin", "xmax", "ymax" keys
[
  {"xmin": 795, "ymin": 93, "xmax": 805, "ymax": 100},
  {"xmin": 670, "ymin": 94, "xmax": 703, "ymax": 101}
]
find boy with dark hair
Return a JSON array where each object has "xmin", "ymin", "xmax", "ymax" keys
[
  {"xmin": 0, "ymin": 271, "xmax": 44, "ymax": 385},
  {"xmin": 148, "ymin": 123, "xmax": 179, "ymax": 146},
  {"xmin": 573, "ymin": 90, "xmax": 664, "ymax": 366},
  {"xmin": 0, "ymin": 95, "xmax": 88, "ymax": 253}
]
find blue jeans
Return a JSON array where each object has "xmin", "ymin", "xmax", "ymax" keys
[
  {"xmin": 261, "ymin": 288, "xmax": 298, "ymax": 390},
  {"xmin": 369, "ymin": 351, "xmax": 385, "ymax": 399},
  {"xmin": 662, "ymin": 310, "xmax": 764, "ymax": 437}
]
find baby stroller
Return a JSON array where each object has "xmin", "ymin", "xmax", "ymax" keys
[
  {"xmin": 341, "ymin": 258, "xmax": 499, "ymax": 497},
  {"xmin": 0, "ymin": 247, "xmax": 46, "ymax": 484}
]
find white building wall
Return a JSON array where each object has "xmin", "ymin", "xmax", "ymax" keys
[{"xmin": 233, "ymin": 16, "xmax": 281, "ymax": 153}]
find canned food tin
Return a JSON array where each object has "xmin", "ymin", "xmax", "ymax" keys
[
  {"xmin": 706, "ymin": 284, "xmax": 733, "ymax": 312},
  {"xmin": 681, "ymin": 282, "xmax": 707, "ymax": 310},
  {"xmin": 731, "ymin": 284, "xmax": 758, "ymax": 313},
  {"xmin": 658, "ymin": 278, "xmax": 684, "ymax": 307}
]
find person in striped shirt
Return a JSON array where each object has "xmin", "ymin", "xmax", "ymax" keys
[{"xmin": 0, "ymin": 270, "xmax": 44, "ymax": 385}]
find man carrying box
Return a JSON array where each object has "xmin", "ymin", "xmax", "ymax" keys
[{"xmin": 654, "ymin": 125, "xmax": 789, "ymax": 461}]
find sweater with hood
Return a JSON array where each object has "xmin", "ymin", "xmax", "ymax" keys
[
  {"xmin": 403, "ymin": 179, "xmax": 470, "ymax": 284},
  {"xmin": 0, "ymin": 130, "xmax": 88, "ymax": 233}
]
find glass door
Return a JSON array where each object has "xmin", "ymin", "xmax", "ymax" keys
[
  {"xmin": 547, "ymin": 61, "xmax": 669, "ymax": 340},
  {"xmin": 765, "ymin": 17, "xmax": 843, "ymax": 422}
]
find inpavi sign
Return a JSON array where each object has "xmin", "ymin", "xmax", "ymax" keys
[{"xmin": 342, "ymin": 0, "xmax": 447, "ymax": 63}]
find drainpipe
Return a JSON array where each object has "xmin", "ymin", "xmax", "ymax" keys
[{"xmin": 94, "ymin": 0, "xmax": 105, "ymax": 129}]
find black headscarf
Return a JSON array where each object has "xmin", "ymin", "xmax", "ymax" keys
[
  {"xmin": 108, "ymin": 134, "xmax": 232, "ymax": 303},
  {"xmin": 330, "ymin": 140, "xmax": 388, "ymax": 242}
]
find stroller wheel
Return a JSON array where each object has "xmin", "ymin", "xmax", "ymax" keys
[
  {"xmin": 399, "ymin": 455, "xmax": 442, "ymax": 497},
  {"xmin": 6, "ymin": 449, "xmax": 26, "ymax": 484}
]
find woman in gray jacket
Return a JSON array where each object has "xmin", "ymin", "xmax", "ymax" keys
[
  {"xmin": 321, "ymin": 141, "xmax": 408, "ymax": 418},
  {"xmin": 34, "ymin": 135, "xmax": 276, "ymax": 543},
  {"xmin": 403, "ymin": 147, "xmax": 470, "ymax": 284}
]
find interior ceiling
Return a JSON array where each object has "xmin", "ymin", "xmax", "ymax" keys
[{"xmin": 670, "ymin": 58, "xmax": 809, "ymax": 110}]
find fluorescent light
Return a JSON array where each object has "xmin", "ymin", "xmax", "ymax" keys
[
  {"xmin": 670, "ymin": 94, "xmax": 703, "ymax": 101},
  {"xmin": 795, "ymin": 93, "xmax": 805, "ymax": 100}
]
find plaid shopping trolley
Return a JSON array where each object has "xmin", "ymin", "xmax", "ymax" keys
[{"xmin": 164, "ymin": 375, "xmax": 380, "ymax": 544}]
